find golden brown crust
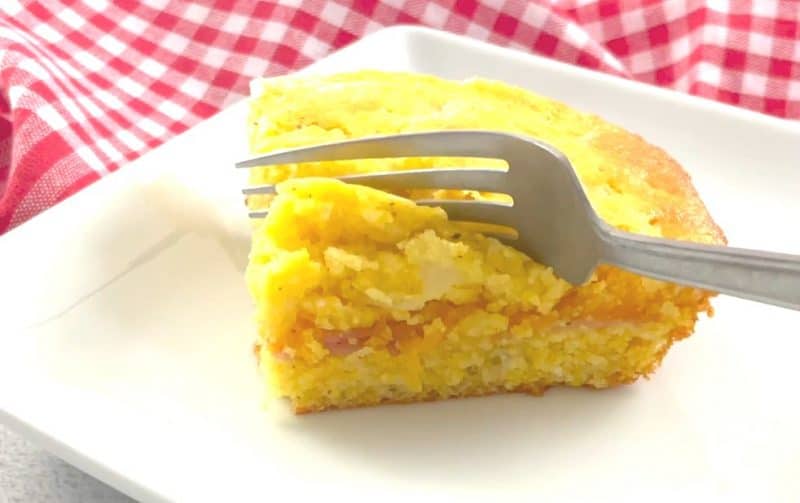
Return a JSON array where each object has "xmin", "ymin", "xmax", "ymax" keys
[
  {"xmin": 248, "ymin": 70, "xmax": 727, "ymax": 247},
  {"xmin": 589, "ymin": 129, "xmax": 726, "ymax": 245}
]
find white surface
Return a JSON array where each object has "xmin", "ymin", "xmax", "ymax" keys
[{"xmin": 1, "ymin": 26, "xmax": 799, "ymax": 503}]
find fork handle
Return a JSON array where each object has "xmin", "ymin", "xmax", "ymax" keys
[{"xmin": 599, "ymin": 226, "xmax": 800, "ymax": 311}]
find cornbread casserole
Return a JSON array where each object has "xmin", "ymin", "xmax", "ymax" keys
[{"xmin": 244, "ymin": 71, "xmax": 726, "ymax": 413}]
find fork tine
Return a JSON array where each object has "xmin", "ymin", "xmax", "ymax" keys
[
  {"xmin": 242, "ymin": 167, "xmax": 509, "ymax": 195},
  {"xmin": 235, "ymin": 131, "xmax": 510, "ymax": 169},
  {"xmin": 248, "ymin": 206, "xmax": 517, "ymax": 247},
  {"xmin": 248, "ymin": 199, "xmax": 517, "ymax": 227},
  {"xmin": 415, "ymin": 199, "xmax": 516, "ymax": 227}
]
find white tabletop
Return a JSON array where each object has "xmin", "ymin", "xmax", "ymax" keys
[{"xmin": 0, "ymin": 424, "xmax": 134, "ymax": 503}]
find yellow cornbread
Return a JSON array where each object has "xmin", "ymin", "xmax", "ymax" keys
[{"xmin": 244, "ymin": 71, "xmax": 725, "ymax": 413}]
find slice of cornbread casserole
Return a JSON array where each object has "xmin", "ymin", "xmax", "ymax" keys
[{"xmin": 244, "ymin": 71, "xmax": 726, "ymax": 413}]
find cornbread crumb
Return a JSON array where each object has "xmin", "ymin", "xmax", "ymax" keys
[{"xmin": 244, "ymin": 71, "xmax": 725, "ymax": 413}]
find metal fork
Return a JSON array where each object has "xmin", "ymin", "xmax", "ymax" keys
[{"xmin": 236, "ymin": 130, "xmax": 800, "ymax": 311}]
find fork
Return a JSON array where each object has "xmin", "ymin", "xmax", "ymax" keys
[{"xmin": 236, "ymin": 130, "xmax": 800, "ymax": 311}]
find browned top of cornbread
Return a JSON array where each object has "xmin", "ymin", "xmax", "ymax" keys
[{"xmin": 247, "ymin": 71, "xmax": 726, "ymax": 247}]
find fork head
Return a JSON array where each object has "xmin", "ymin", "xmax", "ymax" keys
[{"xmin": 236, "ymin": 130, "xmax": 606, "ymax": 284}]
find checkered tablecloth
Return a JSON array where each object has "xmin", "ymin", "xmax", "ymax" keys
[{"xmin": 0, "ymin": 1, "xmax": 797, "ymax": 233}]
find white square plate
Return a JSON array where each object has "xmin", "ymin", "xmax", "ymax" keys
[{"xmin": 1, "ymin": 26, "xmax": 799, "ymax": 502}]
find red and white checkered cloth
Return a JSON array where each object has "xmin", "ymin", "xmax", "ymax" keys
[{"xmin": 0, "ymin": 1, "xmax": 798, "ymax": 233}]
